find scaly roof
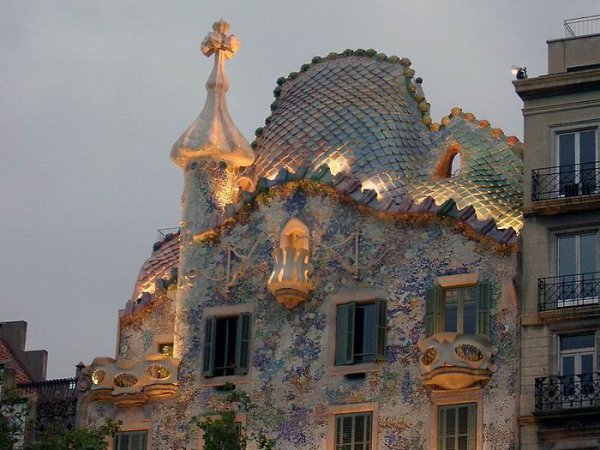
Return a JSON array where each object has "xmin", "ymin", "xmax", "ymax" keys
[{"xmin": 246, "ymin": 50, "xmax": 523, "ymax": 231}]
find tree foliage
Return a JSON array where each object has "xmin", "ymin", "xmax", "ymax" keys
[
  {"xmin": 25, "ymin": 420, "xmax": 120, "ymax": 450},
  {"xmin": 192, "ymin": 384, "xmax": 274, "ymax": 450},
  {"xmin": 0, "ymin": 387, "xmax": 29, "ymax": 450}
]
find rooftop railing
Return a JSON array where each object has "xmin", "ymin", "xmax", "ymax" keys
[
  {"xmin": 538, "ymin": 272, "xmax": 599, "ymax": 311},
  {"xmin": 565, "ymin": 15, "xmax": 600, "ymax": 38},
  {"xmin": 17, "ymin": 378, "xmax": 77, "ymax": 400},
  {"xmin": 536, "ymin": 372, "xmax": 600, "ymax": 412},
  {"xmin": 531, "ymin": 162, "xmax": 599, "ymax": 201},
  {"xmin": 157, "ymin": 227, "xmax": 180, "ymax": 241}
]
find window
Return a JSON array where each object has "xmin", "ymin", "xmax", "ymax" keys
[
  {"xmin": 437, "ymin": 403, "xmax": 476, "ymax": 450},
  {"xmin": 425, "ymin": 283, "xmax": 491, "ymax": 337},
  {"xmin": 335, "ymin": 412, "xmax": 372, "ymax": 450},
  {"xmin": 335, "ymin": 301, "xmax": 386, "ymax": 366},
  {"xmin": 158, "ymin": 343, "xmax": 174, "ymax": 357},
  {"xmin": 556, "ymin": 231, "xmax": 598, "ymax": 306},
  {"xmin": 559, "ymin": 333, "xmax": 597, "ymax": 408},
  {"xmin": 114, "ymin": 431, "xmax": 148, "ymax": 450},
  {"xmin": 558, "ymin": 129, "xmax": 597, "ymax": 196},
  {"xmin": 203, "ymin": 314, "xmax": 251, "ymax": 377}
]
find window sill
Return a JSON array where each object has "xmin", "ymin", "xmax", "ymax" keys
[
  {"xmin": 327, "ymin": 362, "xmax": 383, "ymax": 377},
  {"xmin": 201, "ymin": 374, "xmax": 251, "ymax": 387}
]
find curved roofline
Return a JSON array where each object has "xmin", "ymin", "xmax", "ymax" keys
[
  {"xmin": 195, "ymin": 164, "xmax": 518, "ymax": 247},
  {"xmin": 250, "ymin": 49, "xmax": 525, "ymax": 158},
  {"xmin": 433, "ymin": 107, "xmax": 525, "ymax": 158},
  {"xmin": 251, "ymin": 49, "xmax": 431, "ymax": 149}
]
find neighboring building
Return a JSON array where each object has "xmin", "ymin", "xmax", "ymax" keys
[
  {"xmin": 79, "ymin": 19, "xmax": 525, "ymax": 449},
  {"xmin": 0, "ymin": 321, "xmax": 78, "ymax": 447},
  {"xmin": 514, "ymin": 16, "xmax": 600, "ymax": 450}
]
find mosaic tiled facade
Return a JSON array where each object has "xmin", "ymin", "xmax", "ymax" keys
[{"xmin": 80, "ymin": 21, "xmax": 523, "ymax": 450}]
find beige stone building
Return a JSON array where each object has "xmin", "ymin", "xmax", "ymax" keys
[{"xmin": 514, "ymin": 16, "xmax": 600, "ymax": 450}]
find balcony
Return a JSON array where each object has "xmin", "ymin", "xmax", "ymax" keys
[
  {"xmin": 86, "ymin": 354, "xmax": 179, "ymax": 408},
  {"xmin": 538, "ymin": 272, "xmax": 599, "ymax": 311},
  {"xmin": 417, "ymin": 332, "xmax": 496, "ymax": 390},
  {"xmin": 532, "ymin": 162, "xmax": 599, "ymax": 202},
  {"xmin": 535, "ymin": 372, "xmax": 600, "ymax": 413}
]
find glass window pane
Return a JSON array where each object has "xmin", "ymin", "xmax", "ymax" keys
[
  {"xmin": 560, "ymin": 133, "xmax": 576, "ymax": 166},
  {"xmin": 580, "ymin": 130, "xmax": 596, "ymax": 164},
  {"xmin": 462, "ymin": 297, "xmax": 476, "ymax": 335},
  {"xmin": 580, "ymin": 233, "xmax": 597, "ymax": 274},
  {"xmin": 561, "ymin": 356, "xmax": 575, "ymax": 376},
  {"xmin": 558, "ymin": 235, "xmax": 576, "ymax": 276},
  {"xmin": 561, "ymin": 333, "xmax": 595, "ymax": 350},
  {"xmin": 444, "ymin": 289, "xmax": 459, "ymax": 333},
  {"xmin": 361, "ymin": 304, "xmax": 376, "ymax": 360},
  {"xmin": 582, "ymin": 354, "xmax": 594, "ymax": 374}
]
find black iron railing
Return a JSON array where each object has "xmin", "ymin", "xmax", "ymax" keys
[
  {"xmin": 157, "ymin": 227, "xmax": 180, "ymax": 241},
  {"xmin": 538, "ymin": 272, "xmax": 600, "ymax": 311},
  {"xmin": 531, "ymin": 162, "xmax": 599, "ymax": 201},
  {"xmin": 17, "ymin": 378, "xmax": 77, "ymax": 400},
  {"xmin": 536, "ymin": 372, "xmax": 600, "ymax": 412}
]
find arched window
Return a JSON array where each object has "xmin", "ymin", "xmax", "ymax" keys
[
  {"xmin": 435, "ymin": 145, "xmax": 463, "ymax": 178},
  {"xmin": 449, "ymin": 152, "xmax": 462, "ymax": 177}
]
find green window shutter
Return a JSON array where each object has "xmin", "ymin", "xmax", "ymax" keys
[
  {"xmin": 477, "ymin": 282, "xmax": 491, "ymax": 335},
  {"xmin": 115, "ymin": 433, "xmax": 127, "ymax": 450},
  {"xmin": 438, "ymin": 404, "xmax": 476, "ymax": 450},
  {"xmin": 203, "ymin": 316, "xmax": 216, "ymax": 377},
  {"xmin": 335, "ymin": 415, "xmax": 343, "ymax": 446},
  {"xmin": 425, "ymin": 285, "xmax": 444, "ymax": 336},
  {"xmin": 131, "ymin": 431, "xmax": 147, "ymax": 450},
  {"xmin": 375, "ymin": 300, "xmax": 387, "ymax": 361},
  {"xmin": 364, "ymin": 413, "xmax": 373, "ymax": 447},
  {"xmin": 437, "ymin": 406, "xmax": 447, "ymax": 450},
  {"xmin": 467, "ymin": 403, "xmax": 477, "ymax": 450},
  {"xmin": 335, "ymin": 302, "xmax": 356, "ymax": 365},
  {"xmin": 235, "ymin": 313, "xmax": 251, "ymax": 375}
]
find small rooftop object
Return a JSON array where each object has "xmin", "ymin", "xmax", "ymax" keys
[{"xmin": 171, "ymin": 19, "xmax": 255, "ymax": 169}]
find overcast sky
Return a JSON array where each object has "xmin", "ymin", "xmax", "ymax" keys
[{"xmin": 1, "ymin": 1, "xmax": 598, "ymax": 379}]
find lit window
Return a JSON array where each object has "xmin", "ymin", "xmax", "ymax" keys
[
  {"xmin": 335, "ymin": 412, "xmax": 372, "ymax": 450},
  {"xmin": 158, "ymin": 343, "xmax": 174, "ymax": 357},
  {"xmin": 425, "ymin": 283, "xmax": 491, "ymax": 336},
  {"xmin": 114, "ymin": 430, "xmax": 147, "ymax": 450},
  {"xmin": 203, "ymin": 314, "xmax": 251, "ymax": 377},
  {"xmin": 437, "ymin": 403, "xmax": 476, "ymax": 450},
  {"xmin": 335, "ymin": 301, "xmax": 386, "ymax": 366},
  {"xmin": 557, "ymin": 129, "xmax": 597, "ymax": 196}
]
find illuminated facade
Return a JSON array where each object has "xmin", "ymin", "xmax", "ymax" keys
[{"xmin": 79, "ymin": 20, "xmax": 525, "ymax": 449}]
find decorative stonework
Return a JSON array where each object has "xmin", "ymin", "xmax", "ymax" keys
[
  {"xmin": 170, "ymin": 19, "xmax": 254, "ymax": 169},
  {"xmin": 268, "ymin": 218, "xmax": 315, "ymax": 309},
  {"xmin": 417, "ymin": 332, "xmax": 497, "ymax": 390},
  {"xmin": 86, "ymin": 354, "xmax": 179, "ymax": 408}
]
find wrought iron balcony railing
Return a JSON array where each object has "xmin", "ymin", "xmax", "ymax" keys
[
  {"xmin": 536, "ymin": 372, "xmax": 600, "ymax": 412},
  {"xmin": 531, "ymin": 162, "xmax": 599, "ymax": 201},
  {"xmin": 538, "ymin": 272, "xmax": 600, "ymax": 311},
  {"xmin": 157, "ymin": 227, "xmax": 180, "ymax": 241}
]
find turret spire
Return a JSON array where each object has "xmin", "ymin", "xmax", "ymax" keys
[{"xmin": 171, "ymin": 19, "xmax": 255, "ymax": 168}]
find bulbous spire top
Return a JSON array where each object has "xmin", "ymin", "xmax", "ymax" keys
[{"xmin": 171, "ymin": 19, "xmax": 255, "ymax": 168}]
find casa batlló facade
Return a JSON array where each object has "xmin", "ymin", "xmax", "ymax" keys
[{"xmin": 77, "ymin": 20, "xmax": 525, "ymax": 450}]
